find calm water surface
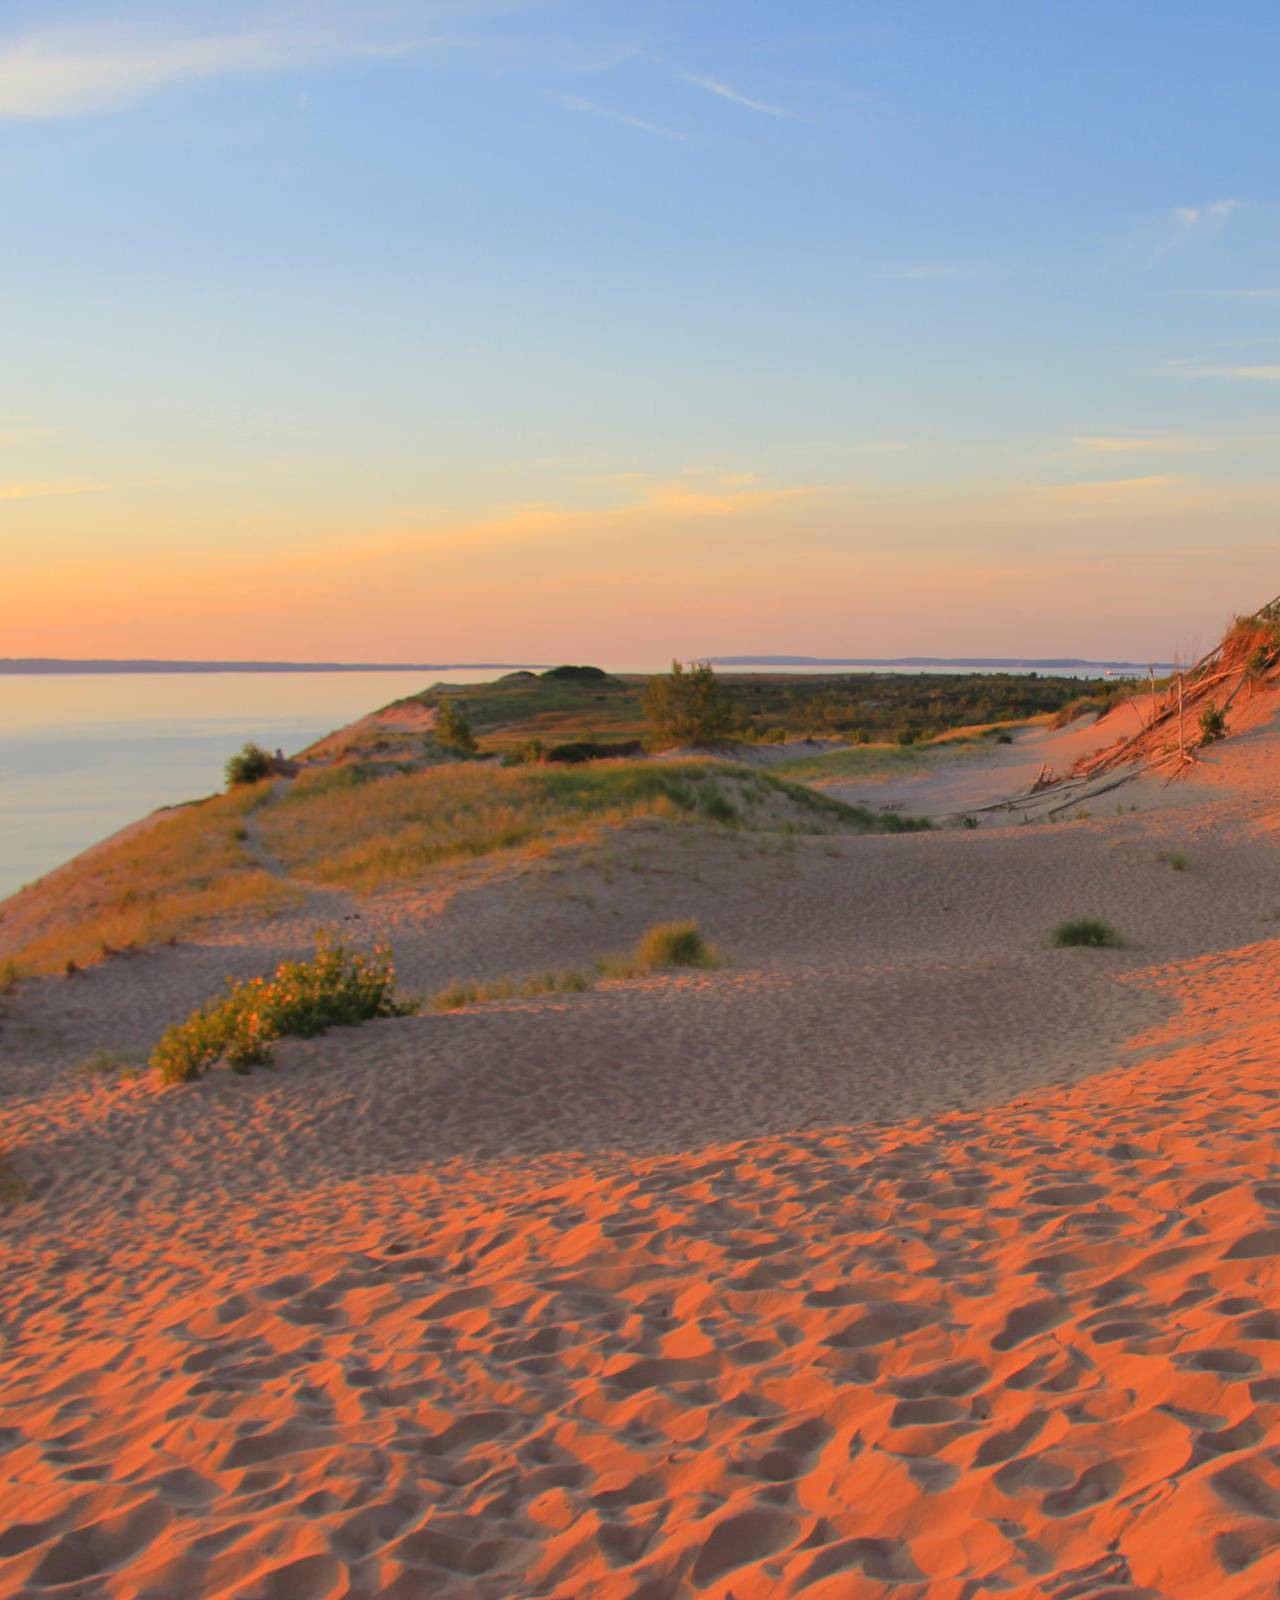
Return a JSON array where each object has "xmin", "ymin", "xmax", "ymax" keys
[{"xmin": 0, "ymin": 663, "xmax": 1144, "ymax": 899}]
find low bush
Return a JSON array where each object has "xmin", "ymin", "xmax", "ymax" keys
[
  {"xmin": 1199, "ymin": 704, "xmax": 1227, "ymax": 744},
  {"xmin": 152, "ymin": 935, "xmax": 417, "ymax": 1084},
  {"xmin": 226, "ymin": 743, "xmax": 274, "ymax": 787},
  {"xmin": 1157, "ymin": 850, "xmax": 1189, "ymax": 872},
  {"xmin": 500, "ymin": 738, "xmax": 545, "ymax": 767},
  {"xmin": 1049, "ymin": 918, "xmax": 1123, "ymax": 948}
]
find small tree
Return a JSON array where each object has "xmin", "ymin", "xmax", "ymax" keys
[
  {"xmin": 225, "ymin": 743, "xmax": 273, "ymax": 787},
  {"xmin": 644, "ymin": 660, "xmax": 734, "ymax": 747},
  {"xmin": 436, "ymin": 698, "xmax": 477, "ymax": 756}
]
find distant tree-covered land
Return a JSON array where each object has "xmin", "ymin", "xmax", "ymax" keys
[{"xmin": 394, "ymin": 666, "xmax": 1123, "ymax": 759}]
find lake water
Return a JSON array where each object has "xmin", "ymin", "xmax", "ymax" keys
[{"xmin": 0, "ymin": 662, "xmax": 1153, "ymax": 898}]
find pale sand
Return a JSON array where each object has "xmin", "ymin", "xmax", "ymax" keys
[{"xmin": 3, "ymin": 702, "xmax": 1280, "ymax": 1595}]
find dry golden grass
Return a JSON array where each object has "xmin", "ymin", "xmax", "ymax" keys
[
  {"xmin": 257, "ymin": 760, "xmax": 866, "ymax": 890},
  {"xmin": 1, "ymin": 785, "xmax": 297, "ymax": 976},
  {"xmin": 1, "ymin": 759, "xmax": 917, "ymax": 973}
]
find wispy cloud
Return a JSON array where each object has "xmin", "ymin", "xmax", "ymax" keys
[
  {"xmin": 1034, "ymin": 475, "xmax": 1189, "ymax": 505},
  {"xmin": 681, "ymin": 73, "xmax": 791, "ymax": 118},
  {"xmin": 1171, "ymin": 198, "xmax": 1239, "ymax": 230},
  {"xmin": 1180, "ymin": 364, "xmax": 1280, "ymax": 382},
  {"xmin": 548, "ymin": 92, "xmax": 685, "ymax": 140},
  {"xmin": 1135, "ymin": 198, "xmax": 1243, "ymax": 265},
  {"xmin": 0, "ymin": 9, "xmax": 494, "ymax": 118},
  {"xmin": 0, "ymin": 479, "xmax": 101, "ymax": 500},
  {"xmin": 1074, "ymin": 434, "xmax": 1202, "ymax": 455}
]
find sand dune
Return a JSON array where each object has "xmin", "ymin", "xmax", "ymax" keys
[{"xmin": 4, "ymin": 699, "xmax": 1280, "ymax": 1597}]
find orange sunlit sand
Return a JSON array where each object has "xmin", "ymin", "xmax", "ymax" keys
[{"xmin": 4, "ymin": 635, "xmax": 1280, "ymax": 1597}]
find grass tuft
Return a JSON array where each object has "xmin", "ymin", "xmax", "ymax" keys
[
  {"xmin": 1157, "ymin": 850, "xmax": 1189, "ymax": 872},
  {"xmin": 1049, "ymin": 918, "xmax": 1124, "ymax": 949},
  {"xmin": 429, "ymin": 967, "xmax": 593, "ymax": 1011},
  {"xmin": 630, "ymin": 919, "xmax": 719, "ymax": 971},
  {"xmin": 77, "ymin": 1047, "xmax": 142, "ymax": 1079},
  {"xmin": 429, "ymin": 918, "xmax": 721, "ymax": 1010}
]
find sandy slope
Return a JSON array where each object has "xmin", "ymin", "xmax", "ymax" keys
[{"xmin": 3, "ymin": 709, "xmax": 1280, "ymax": 1596}]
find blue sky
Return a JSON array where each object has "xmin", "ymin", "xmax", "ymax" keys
[{"xmin": 2, "ymin": 1, "xmax": 1278, "ymax": 662}]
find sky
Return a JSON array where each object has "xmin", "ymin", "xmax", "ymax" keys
[{"xmin": 2, "ymin": 0, "xmax": 1278, "ymax": 665}]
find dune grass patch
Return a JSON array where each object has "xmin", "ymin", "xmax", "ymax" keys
[
  {"xmin": 255, "ymin": 759, "xmax": 925, "ymax": 891},
  {"xmin": 152, "ymin": 935, "xmax": 418, "ymax": 1085},
  {"xmin": 1049, "ymin": 918, "xmax": 1124, "ymax": 949},
  {"xmin": 1, "ymin": 785, "xmax": 296, "ymax": 976},
  {"xmin": 430, "ymin": 918, "xmax": 722, "ymax": 1011},
  {"xmin": 77, "ymin": 1047, "xmax": 143, "ymax": 1079},
  {"xmin": 429, "ymin": 968, "xmax": 593, "ymax": 1011},
  {"xmin": 4, "ymin": 759, "xmax": 926, "ymax": 973}
]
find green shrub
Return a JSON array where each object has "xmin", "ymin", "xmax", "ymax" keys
[
  {"xmin": 996, "ymin": 732, "xmax": 1014, "ymax": 745},
  {"xmin": 0, "ymin": 959, "xmax": 20, "ymax": 996},
  {"xmin": 1199, "ymin": 704, "xmax": 1227, "ymax": 744},
  {"xmin": 701, "ymin": 789, "xmax": 738, "ymax": 824},
  {"xmin": 152, "ymin": 935, "xmax": 417, "ymax": 1084},
  {"xmin": 1157, "ymin": 850, "xmax": 1189, "ymax": 871},
  {"xmin": 436, "ymin": 699, "xmax": 477, "ymax": 756},
  {"xmin": 225, "ymin": 743, "xmax": 274, "ymax": 787},
  {"xmin": 1049, "ymin": 918, "xmax": 1123, "ymax": 949},
  {"xmin": 501, "ymin": 738, "xmax": 545, "ymax": 767},
  {"xmin": 644, "ymin": 661, "xmax": 734, "ymax": 747}
]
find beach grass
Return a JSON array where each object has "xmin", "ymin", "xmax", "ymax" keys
[
  {"xmin": 1, "ymin": 759, "xmax": 924, "ymax": 975},
  {"xmin": 429, "ymin": 918, "xmax": 721, "ymax": 1011},
  {"xmin": 256, "ymin": 759, "xmax": 925, "ymax": 891},
  {"xmin": 1049, "ymin": 918, "xmax": 1124, "ymax": 949},
  {"xmin": 3, "ymin": 785, "xmax": 298, "ymax": 976}
]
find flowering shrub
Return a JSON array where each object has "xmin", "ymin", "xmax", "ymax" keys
[{"xmin": 152, "ymin": 935, "xmax": 417, "ymax": 1085}]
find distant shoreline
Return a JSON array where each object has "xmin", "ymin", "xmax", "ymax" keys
[
  {"xmin": 0, "ymin": 659, "xmax": 549, "ymax": 676},
  {"xmin": 710, "ymin": 655, "xmax": 1174, "ymax": 671},
  {"xmin": 3, "ymin": 655, "xmax": 1171, "ymax": 675}
]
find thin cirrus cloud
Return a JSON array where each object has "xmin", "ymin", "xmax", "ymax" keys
[
  {"xmin": 547, "ymin": 91, "xmax": 685, "ymax": 140},
  {"xmin": 680, "ymin": 72, "xmax": 791, "ymax": 118}
]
